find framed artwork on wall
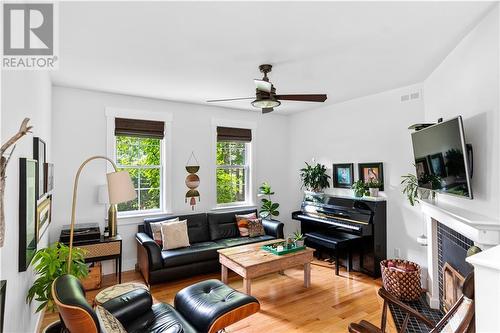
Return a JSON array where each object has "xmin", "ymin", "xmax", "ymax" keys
[
  {"xmin": 36, "ymin": 195, "xmax": 52, "ymax": 241},
  {"xmin": 332, "ymin": 163, "xmax": 354, "ymax": 188},
  {"xmin": 0, "ymin": 280, "xmax": 5, "ymax": 333},
  {"xmin": 44, "ymin": 163, "xmax": 54, "ymax": 193},
  {"xmin": 19, "ymin": 158, "xmax": 37, "ymax": 272},
  {"xmin": 358, "ymin": 162, "xmax": 384, "ymax": 191},
  {"xmin": 33, "ymin": 137, "xmax": 46, "ymax": 199}
]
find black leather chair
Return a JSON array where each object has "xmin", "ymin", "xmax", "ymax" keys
[
  {"xmin": 52, "ymin": 274, "xmax": 260, "ymax": 333},
  {"xmin": 137, "ymin": 209, "xmax": 284, "ymax": 285}
]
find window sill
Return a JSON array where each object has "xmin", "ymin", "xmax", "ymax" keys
[
  {"xmin": 117, "ymin": 210, "xmax": 170, "ymax": 223},
  {"xmin": 211, "ymin": 203, "xmax": 257, "ymax": 212}
]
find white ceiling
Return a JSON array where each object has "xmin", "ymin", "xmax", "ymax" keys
[{"xmin": 52, "ymin": 1, "xmax": 495, "ymax": 114}]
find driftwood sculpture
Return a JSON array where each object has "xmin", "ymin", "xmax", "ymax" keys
[{"xmin": 0, "ymin": 118, "xmax": 32, "ymax": 247}]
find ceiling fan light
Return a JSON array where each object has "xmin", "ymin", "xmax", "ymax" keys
[{"xmin": 251, "ymin": 99, "xmax": 281, "ymax": 109}]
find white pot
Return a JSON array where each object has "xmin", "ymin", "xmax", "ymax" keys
[
  {"xmin": 295, "ymin": 240, "xmax": 305, "ymax": 247},
  {"xmin": 369, "ymin": 188, "xmax": 379, "ymax": 197}
]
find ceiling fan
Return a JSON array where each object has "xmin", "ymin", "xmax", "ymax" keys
[{"xmin": 207, "ymin": 64, "xmax": 327, "ymax": 114}]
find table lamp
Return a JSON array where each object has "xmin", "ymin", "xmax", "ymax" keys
[{"xmin": 67, "ymin": 156, "xmax": 136, "ymax": 273}]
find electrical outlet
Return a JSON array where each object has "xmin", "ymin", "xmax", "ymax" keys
[{"xmin": 393, "ymin": 248, "xmax": 401, "ymax": 258}]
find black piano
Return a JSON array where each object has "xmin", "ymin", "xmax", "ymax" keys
[{"xmin": 292, "ymin": 193, "xmax": 387, "ymax": 277}]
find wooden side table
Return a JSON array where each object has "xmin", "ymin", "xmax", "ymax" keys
[{"xmin": 61, "ymin": 235, "xmax": 123, "ymax": 283}]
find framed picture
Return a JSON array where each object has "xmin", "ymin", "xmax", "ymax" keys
[
  {"xmin": 44, "ymin": 163, "xmax": 54, "ymax": 193},
  {"xmin": 0, "ymin": 280, "xmax": 5, "ymax": 333},
  {"xmin": 36, "ymin": 195, "xmax": 52, "ymax": 241},
  {"xmin": 333, "ymin": 163, "xmax": 354, "ymax": 188},
  {"xmin": 33, "ymin": 137, "xmax": 46, "ymax": 199},
  {"xmin": 358, "ymin": 162, "xmax": 384, "ymax": 191},
  {"xmin": 19, "ymin": 158, "xmax": 37, "ymax": 272},
  {"xmin": 415, "ymin": 157, "xmax": 429, "ymax": 179},
  {"xmin": 429, "ymin": 153, "xmax": 446, "ymax": 177}
]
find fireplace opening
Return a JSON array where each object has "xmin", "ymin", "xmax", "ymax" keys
[{"xmin": 436, "ymin": 221, "xmax": 474, "ymax": 312}]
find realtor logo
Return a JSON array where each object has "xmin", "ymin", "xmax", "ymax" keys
[{"xmin": 2, "ymin": 3, "xmax": 58, "ymax": 69}]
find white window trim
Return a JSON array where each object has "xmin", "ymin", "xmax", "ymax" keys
[
  {"xmin": 105, "ymin": 107, "xmax": 173, "ymax": 218},
  {"xmin": 211, "ymin": 118, "xmax": 257, "ymax": 210}
]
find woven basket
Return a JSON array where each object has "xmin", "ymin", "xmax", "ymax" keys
[{"xmin": 380, "ymin": 259, "xmax": 422, "ymax": 301}]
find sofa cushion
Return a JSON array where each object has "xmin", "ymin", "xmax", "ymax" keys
[
  {"xmin": 145, "ymin": 213, "xmax": 210, "ymax": 244},
  {"xmin": 124, "ymin": 303, "xmax": 197, "ymax": 333},
  {"xmin": 160, "ymin": 220, "xmax": 190, "ymax": 250},
  {"xmin": 161, "ymin": 241, "xmax": 223, "ymax": 268},
  {"xmin": 207, "ymin": 209, "xmax": 257, "ymax": 240},
  {"xmin": 215, "ymin": 235, "xmax": 274, "ymax": 248}
]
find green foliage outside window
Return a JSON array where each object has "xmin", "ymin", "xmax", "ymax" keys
[
  {"xmin": 217, "ymin": 141, "xmax": 247, "ymax": 204},
  {"xmin": 116, "ymin": 136, "xmax": 161, "ymax": 212}
]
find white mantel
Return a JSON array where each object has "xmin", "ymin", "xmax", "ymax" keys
[{"xmin": 420, "ymin": 199, "xmax": 500, "ymax": 309}]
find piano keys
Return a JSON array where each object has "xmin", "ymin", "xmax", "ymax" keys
[{"xmin": 292, "ymin": 193, "xmax": 387, "ymax": 277}]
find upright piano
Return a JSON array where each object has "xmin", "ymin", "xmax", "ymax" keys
[{"xmin": 292, "ymin": 193, "xmax": 387, "ymax": 277}]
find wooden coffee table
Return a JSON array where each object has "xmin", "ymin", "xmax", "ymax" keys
[{"xmin": 218, "ymin": 239, "xmax": 314, "ymax": 295}]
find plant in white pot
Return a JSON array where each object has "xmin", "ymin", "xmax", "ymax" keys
[
  {"xmin": 293, "ymin": 231, "xmax": 306, "ymax": 247},
  {"xmin": 300, "ymin": 162, "xmax": 331, "ymax": 193},
  {"xmin": 367, "ymin": 179, "xmax": 382, "ymax": 197}
]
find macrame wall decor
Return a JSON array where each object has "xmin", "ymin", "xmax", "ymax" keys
[{"xmin": 185, "ymin": 152, "xmax": 200, "ymax": 210}]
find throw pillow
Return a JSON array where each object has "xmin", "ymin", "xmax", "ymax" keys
[
  {"xmin": 161, "ymin": 219, "xmax": 191, "ymax": 250},
  {"xmin": 235, "ymin": 212, "xmax": 257, "ymax": 237},
  {"xmin": 248, "ymin": 218, "xmax": 265, "ymax": 237},
  {"xmin": 95, "ymin": 305, "xmax": 127, "ymax": 333},
  {"xmin": 150, "ymin": 217, "xmax": 179, "ymax": 245}
]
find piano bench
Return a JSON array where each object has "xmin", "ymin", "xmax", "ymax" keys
[{"xmin": 305, "ymin": 231, "xmax": 362, "ymax": 276}]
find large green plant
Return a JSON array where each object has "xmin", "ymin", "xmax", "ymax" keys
[
  {"xmin": 401, "ymin": 174, "xmax": 420, "ymax": 206},
  {"xmin": 300, "ymin": 162, "xmax": 331, "ymax": 192},
  {"xmin": 27, "ymin": 242, "xmax": 88, "ymax": 313},
  {"xmin": 258, "ymin": 182, "xmax": 279, "ymax": 219}
]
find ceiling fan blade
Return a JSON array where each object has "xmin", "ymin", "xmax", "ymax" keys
[
  {"xmin": 206, "ymin": 97, "xmax": 254, "ymax": 102},
  {"xmin": 262, "ymin": 108, "xmax": 274, "ymax": 114},
  {"xmin": 254, "ymin": 79, "xmax": 272, "ymax": 93},
  {"xmin": 275, "ymin": 94, "xmax": 327, "ymax": 102}
]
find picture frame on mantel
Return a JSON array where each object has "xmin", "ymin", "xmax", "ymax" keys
[
  {"xmin": 358, "ymin": 162, "xmax": 384, "ymax": 191},
  {"xmin": 332, "ymin": 163, "xmax": 354, "ymax": 188},
  {"xmin": 33, "ymin": 137, "xmax": 46, "ymax": 199}
]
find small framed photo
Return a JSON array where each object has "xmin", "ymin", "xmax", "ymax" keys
[
  {"xmin": 415, "ymin": 157, "xmax": 429, "ymax": 179},
  {"xmin": 429, "ymin": 153, "xmax": 446, "ymax": 177},
  {"xmin": 44, "ymin": 163, "xmax": 54, "ymax": 193},
  {"xmin": 36, "ymin": 195, "xmax": 52, "ymax": 241},
  {"xmin": 333, "ymin": 163, "xmax": 354, "ymax": 188},
  {"xmin": 358, "ymin": 162, "xmax": 384, "ymax": 191}
]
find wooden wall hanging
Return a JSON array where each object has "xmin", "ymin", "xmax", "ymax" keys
[{"xmin": 185, "ymin": 152, "xmax": 200, "ymax": 210}]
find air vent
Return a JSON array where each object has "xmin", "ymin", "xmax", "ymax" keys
[
  {"xmin": 401, "ymin": 91, "xmax": 420, "ymax": 102},
  {"xmin": 401, "ymin": 95, "xmax": 410, "ymax": 102}
]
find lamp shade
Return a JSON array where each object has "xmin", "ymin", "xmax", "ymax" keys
[{"xmin": 106, "ymin": 170, "xmax": 137, "ymax": 204}]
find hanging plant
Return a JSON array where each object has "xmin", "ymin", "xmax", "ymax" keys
[{"xmin": 300, "ymin": 162, "xmax": 331, "ymax": 192}]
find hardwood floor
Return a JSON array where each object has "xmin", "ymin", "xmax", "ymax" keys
[{"xmin": 41, "ymin": 262, "xmax": 396, "ymax": 332}]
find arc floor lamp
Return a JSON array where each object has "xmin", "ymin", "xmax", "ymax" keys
[{"xmin": 67, "ymin": 156, "xmax": 136, "ymax": 273}]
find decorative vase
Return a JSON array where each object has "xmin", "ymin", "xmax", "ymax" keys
[{"xmin": 369, "ymin": 188, "xmax": 379, "ymax": 197}]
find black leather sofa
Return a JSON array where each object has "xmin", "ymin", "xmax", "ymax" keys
[{"xmin": 136, "ymin": 209, "xmax": 284, "ymax": 284}]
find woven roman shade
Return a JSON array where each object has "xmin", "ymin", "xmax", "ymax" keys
[
  {"xmin": 115, "ymin": 118, "xmax": 165, "ymax": 139},
  {"xmin": 217, "ymin": 126, "xmax": 252, "ymax": 142}
]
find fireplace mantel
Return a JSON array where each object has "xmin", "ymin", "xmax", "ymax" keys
[
  {"xmin": 420, "ymin": 199, "xmax": 500, "ymax": 246},
  {"xmin": 421, "ymin": 199, "xmax": 500, "ymax": 310}
]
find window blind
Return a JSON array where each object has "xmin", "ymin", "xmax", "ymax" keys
[
  {"xmin": 115, "ymin": 118, "xmax": 165, "ymax": 139},
  {"xmin": 217, "ymin": 126, "xmax": 252, "ymax": 142}
]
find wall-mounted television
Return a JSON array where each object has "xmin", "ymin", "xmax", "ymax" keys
[{"xmin": 411, "ymin": 116, "xmax": 473, "ymax": 199}]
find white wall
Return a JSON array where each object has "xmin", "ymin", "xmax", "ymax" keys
[
  {"xmin": 288, "ymin": 84, "xmax": 427, "ymax": 266},
  {"xmin": 424, "ymin": 5, "xmax": 500, "ymax": 221},
  {"xmin": 1, "ymin": 71, "xmax": 52, "ymax": 333},
  {"xmin": 51, "ymin": 86, "xmax": 292, "ymax": 272}
]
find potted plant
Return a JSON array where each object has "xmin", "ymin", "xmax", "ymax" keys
[
  {"xmin": 258, "ymin": 182, "xmax": 279, "ymax": 219},
  {"xmin": 352, "ymin": 180, "xmax": 367, "ymax": 198},
  {"xmin": 293, "ymin": 231, "xmax": 306, "ymax": 247},
  {"xmin": 27, "ymin": 242, "xmax": 88, "ymax": 332},
  {"xmin": 401, "ymin": 173, "xmax": 439, "ymax": 206},
  {"xmin": 300, "ymin": 162, "xmax": 331, "ymax": 193},
  {"xmin": 367, "ymin": 179, "xmax": 382, "ymax": 197}
]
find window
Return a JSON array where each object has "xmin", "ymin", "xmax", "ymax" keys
[
  {"xmin": 114, "ymin": 117, "xmax": 164, "ymax": 214},
  {"xmin": 216, "ymin": 127, "xmax": 252, "ymax": 205}
]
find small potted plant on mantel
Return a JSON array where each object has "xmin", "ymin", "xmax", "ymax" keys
[
  {"xmin": 367, "ymin": 179, "xmax": 383, "ymax": 197},
  {"xmin": 300, "ymin": 162, "xmax": 331, "ymax": 194},
  {"xmin": 401, "ymin": 172, "xmax": 441, "ymax": 206}
]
